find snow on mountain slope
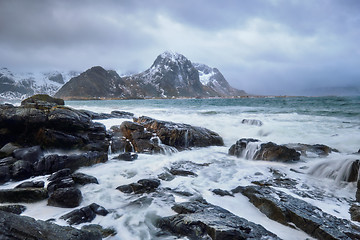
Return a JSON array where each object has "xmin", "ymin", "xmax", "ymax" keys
[{"xmin": 0, "ymin": 68, "xmax": 79, "ymax": 100}]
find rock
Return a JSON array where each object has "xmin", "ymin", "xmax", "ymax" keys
[
  {"xmin": 89, "ymin": 203, "xmax": 109, "ymax": 216},
  {"xmin": 13, "ymin": 145, "xmax": 43, "ymax": 163},
  {"xmin": 285, "ymin": 143, "xmax": 338, "ymax": 157},
  {"xmin": 0, "ymin": 156, "xmax": 17, "ymax": 166},
  {"xmin": 15, "ymin": 180, "xmax": 45, "ymax": 188},
  {"xmin": 81, "ymin": 224, "xmax": 117, "ymax": 238},
  {"xmin": 241, "ymin": 118, "xmax": 263, "ymax": 126},
  {"xmin": 110, "ymin": 110, "xmax": 134, "ymax": 118},
  {"xmin": 0, "ymin": 165, "xmax": 11, "ymax": 183},
  {"xmin": 21, "ymin": 94, "xmax": 65, "ymax": 107},
  {"xmin": 0, "ymin": 188, "xmax": 48, "ymax": 203},
  {"xmin": 157, "ymin": 198, "xmax": 280, "ymax": 240},
  {"xmin": 169, "ymin": 161, "xmax": 209, "ymax": 177},
  {"xmin": 11, "ymin": 160, "xmax": 33, "ymax": 180},
  {"xmin": 34, "ymin": 151, "xmax": 108, "ymax": 175},
  {"xmin": 134, "ymin": 116, "xmax": 224, "ymax": 150},
  {"xmin": 116, "ymin": 178, "xmax": 160, "ymax": 194},
  {"xmin": 0, "ymin": 99, "xmax": 109, "ymax": 152},
  {"xmin": 158, "ymin": 172, "xmax": 175, "ymax": 181},
  {"xmin": 229, "ymin": 138, "xmax": 300, "ymax": 162},
  {"xmin": 48, "ymin": 168, "xmax": 71, "ymax": 181},
  {"xmin": 48, "ymin": 187, "xmax": 82, "ymax": 208},
  {"xmin": 0, "ymin": 204, "xmax": 26, "ymax": 214},
  {"xmin": 113, "ymin": 152, "xmax": 138, "ymax": 161},
  {"xmin": 0, "ymin": 142, "xmax": 19, "ymax": 158},
  {"xmin": 350, "ymin": 204, "xmax": 360, "ymax": 222},
  {"xmin": 47, "ymin": 177, "xmax": 75, "ymax": 193},
  {"xmin": 0, "ymin": 210, "xmax": 101, "ymax": 240},
  {"xmin": 72, "ymin": 172, "xmax": 99, "ymax": 185},
  {"xmin": 212, "ymin": 189, "xmax": 234, "ymax": 197},
  {"xmin": 233, "ymin": 185, "xmax": 360, "ymax": 240},
  {"xmin": 110, "ymin": 137, "xmax": 133, "ymax": 153},
  {"xmin": 61, "ymin": 205, "xmax": 96, "ymax": 225}
]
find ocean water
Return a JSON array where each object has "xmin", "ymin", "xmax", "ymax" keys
[{"xmin": 2, "ymin": 96, "xmax": 360, "ymax": 239}]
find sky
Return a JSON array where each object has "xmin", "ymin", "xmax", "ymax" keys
[{"xmin": 0, "ymin": 0, "xmax": 360, "ymax": 95}]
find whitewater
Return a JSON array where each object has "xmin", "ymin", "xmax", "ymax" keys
[{"xmin": 2, "ymin": 96, "xmax": 360, "ymax": 239}]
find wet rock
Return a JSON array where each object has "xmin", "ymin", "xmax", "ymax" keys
[
  {"xmin": 285, "ymin": 143, "xmax": 338, "ymax": 157},
  {"xmin": 72, "ymin": 172, "xmax": 99, "ymax": 185},
  {"xmin": 0, "ymin": 165, "xmax": 11, "ymax": 183},
  {"xmin": 61, "ymin": 205, "xmax": 97, "ymax": 225},
  {"xmin": 81, "ymin": 224, "xmax": 117, "ymax": 238},
  {"xmin": 212, "ymin": 189, "xmax": 234, "ymax": 197},
  {"xmin": 134, "ymin": 116, "xmax": 224, "ymax": 150},
  {"xmin": 350, "ymin": 204, "xmax": 360, "ymax": 222},
  {"xmin": 0, "ymin": 210, "xmax": 101, "ymax": 240},
  {"xmin": 11, "ymin": 160, "xmax": 33, "ymax": 180},
  {"xmin": 0, "ymin": 156, "xmax": 17, "ymax": 166},
  {"xmin": 48, "ymin": 168, "xmax": 71, "ymax": 181},
  {"xmin": 15, "ymin": 180, "xmax": 45, "ymax": 189},
  {"xmin": 116, "ymin": 178, "xmax": 160, "ymax": 194},
  {"xmin": 89, "ymin": 203, "xmax": 109, "ymax": 216},
  {"xmin": 0, "ymin": 142, "xmax": 19, "ymax": 158},
  {"xmin": 157, "ymin": 198, "xmax": 280, "ymax": 240},
  {"xmin": 234, "ymin": 185, "xmax": 360, "ymax": 240},
  {"xmin": 48, "ymin": 187, "xmax": 82, "ymax": 208},
  {"xmin": 13, "ymin": 145, "xmax": 43, "ymax": 163},
  {"xmin": 111, "ymin": 110, "xmax": 134, "ymax": 118},
  {"xmin": 113, "ymin": 152, "xmax": 138, "ymax": 161},
  {"xmin": 34, "ymin": 151, "xmax": 108, "ymax": 175},
  {"xmin": 126, "ymin": 196, "xmax": 153, "ymax": 209},
  {"xmin": 0, "ymin": 188, "xmax": 48, "ymax": 203},
  {"xmin": 229, "ymin": 138, "xmax": 300, "ymax": 162},
  {"xmin": 47, "ymin": 177, "xmax": 75, "ymax": 193},
  {"xmin": 241, "ymin": 118, "xmax": 263, "ymax": 126},
  {"xmin": 169, "ymin": 161, "xmax": 209, "ymax": 177},
  {"xmin": 158, "ymin": 172, "xmax": 175, "ymax": 181},
  {"xmin": 0, "ymin": 204, "xmax": 26, "ymax": 214}
]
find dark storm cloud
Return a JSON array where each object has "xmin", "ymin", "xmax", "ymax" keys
[{"xmin": 0, "ymin": 0, "xmax": 359, "ymax": 95}]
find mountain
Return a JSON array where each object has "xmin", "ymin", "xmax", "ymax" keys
[
  {"xmin": 193, "ymin": 63, "xmax": 246, "ymax": 97},
  {"xmin": 0, "ymin": 68, "xmax": 79, "ymax": 100},
  {"xmin": 55, "ymin": 52, "xmax": 247, "ymax": 99}
]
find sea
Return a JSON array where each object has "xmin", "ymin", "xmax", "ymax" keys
[{"xmin": 2, "ymin": 96, "xmax": 360, "ymax": 239}]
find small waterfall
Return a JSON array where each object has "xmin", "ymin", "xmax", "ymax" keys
[
  {"xmin": 151, "ymin": 135, "xmax": 178, "ymax": 155},
  {"xmin": 308, "ymin": 159, "xmax": 360, "ymax": 183},
  {"xmin": 127, "ymin": 140, "xmax": 135, "ymax": 152},
  {"xmin": 242, "ymin": 142, "xmax": 261, "ymax": 160},
  {"xmin": 184, "ymin": 130, "xmax": 189, "ymax": 148}
]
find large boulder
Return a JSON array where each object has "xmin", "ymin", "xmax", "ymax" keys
[
  {"xmin": 21, "ymin": 94, "xmax": 65, "ymax": 107},
  {"xmin": 48, "ymin": 187, "xmax": 82, "ymax": 208},
  {"xmin": 60, "ymin": 203, "xmax": 108, "ymax": 225},
  {"xmin": 157, "ymin": 198, "xmax": 280, "ymax": 239},
  {"xmin": 0, "ymin": 96, "xmax": 109, "ymax": 152},
  {"xmin": 0, "ymin": 188, "xmax": 48, "ymax": 203},
  {"xmin": 233, "ymin": 185, "xmax": 360, "ymax": 240},
  {"xmin": 229, "ymin": 138, "xmax": 300, "ymax": 162},
  {"xmin": 0, "ymin": 210, "xmax": 101, "ymax": 240}
]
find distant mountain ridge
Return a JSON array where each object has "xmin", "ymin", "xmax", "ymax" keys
[
  {"xmin": 55, "ymin": 51, "xmax": 246, "ymax": 99},
  {"xmin": 0, "ymin": 68, "xmax": 79, "ymax": 100}
]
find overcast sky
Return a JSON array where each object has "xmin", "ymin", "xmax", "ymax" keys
[{"xmin": 1, "ymin": 0, "xmax": 359, "ymax": 95}]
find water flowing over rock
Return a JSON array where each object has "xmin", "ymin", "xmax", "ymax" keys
[
  {"xmin": 0, "ymin": 210, "xmax": 101, "ymax": 240},
  {"xmin": 156, "ymin": 198, "xmax": 280, "ymax": 239},
  {"xmin": 229, "ymin": 138, "xmax": 300, "ymax": 162},
  {"xmin": 233, "ymin": 185, "xmax": 360, "ymax": 240},
  {"xmin": 308, "ymin": 159, "xmax": 360, "ymax": 183}
]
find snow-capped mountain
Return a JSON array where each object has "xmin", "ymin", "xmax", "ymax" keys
[
  {"xmin": 193, "ymin": 63, "xmax": 246, "ymax": 97},
  {"xmin": 0, "ymin": 68, "xmax": 79, "ymax": 100}
]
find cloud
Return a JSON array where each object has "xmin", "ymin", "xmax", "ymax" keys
[{"xmin": 0, "ymin": 0, "xmax": 359, "ymax": 95}]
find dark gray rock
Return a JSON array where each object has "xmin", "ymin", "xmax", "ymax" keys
[
  {"xmin": 113, "ymin": 152, "xmax": 138, "ymax": 161},
  {"xmin": 15, "ymin": 180, "xmax": 45, "ymax": 189},
  {"xmin": 72, "ymin": 172, "xmax": 99, "ymax": 185},
  {"xmin": 285, "ymin": 143, "xmax": 339, "ymax": 157},
  {"xmin": 48, "ymin": 187, "xmax": 82, "ymax": 208},
  {"xmin": 0, "ymin": 204, "xmax": 26, "ymax": 214},
  {"xmin": 0, "ymin": 188, "xmax": 48, "ymax": 203},
  {"xmin": 229, "ymin": 138, "xmax": 300, "ymax": 162},
  {"xmin": 13, "ymin": 145, "xmax": 43, "ymax": 163},
  {"xmin": 89, "ymin": 203, "xmax": 109, "ymax": 216},
  {"xmin": 350, "ymin": 204, "xmax": 360, "ymax": 222},
  {"xmin": 61, "ymin": 205, "xmax": 96, "ymax": 225},
  {"xmin": 241, "ymin": 118, "xmax": 263, "ymax": 126},
  {"xmin": 47, "ymin": 177, "xmax": 75, "ymax": 194},
  {"xmin": 212, "ymin": 189, "xmax": 234, "ymax": 197},
  {"xmin": 158, "ymin": 172, "xmax": 175, "ymax": 181},
  {"xmin": 48, "ymin": 168, "xmax": 71, "ymax": 181},
  {"xmin": 0, "ymin": 210, "xmax": 101, "ymax": 240},
  {"xmin": 81, "ymin": 224, "xmax": 117, "ymax": 238},
  {"xmin": 110, "ymin": 110, "xmax": 134, "ymax": 118},
  {"xmin": 11, "ymin": 160, "xmax": 33, "ymax": 180},
  {"xmin": 169, "ymin": 161, "xmax": 209, "ymax": 177},
  {"xmin": 233, "ymin": 185, "xmax": 360, "ymax": 240},
  {"xmin": 21, "ymin": 94, "xmax": 65, "ymax": 107},
  {"xmin": 0, "ymin": 142, "xmax": 19, "ymax": 158},
  {"xmin": 116, "ymin": 178, "xmax": 160, "ymax": 194},
  {"xmin": 0, "ymin": 165, "xmax": 11, "ymax": 183},
  {"xmin": 157, "ymin": 198, "xmax": 280, "ymax": 240}
]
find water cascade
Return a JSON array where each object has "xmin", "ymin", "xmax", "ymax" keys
[{"xmin": 242, "ymin": 141, "xmax": 262, "ymax": 160}]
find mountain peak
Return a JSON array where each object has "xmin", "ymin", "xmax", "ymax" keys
[{"xmin": 153, "ymin": 51, "xmax": 189, "ymax": 67}]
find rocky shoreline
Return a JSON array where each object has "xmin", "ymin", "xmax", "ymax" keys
[{"xmin": 0, "ymin": 94, "xmax": 359, "ymax": 239}]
